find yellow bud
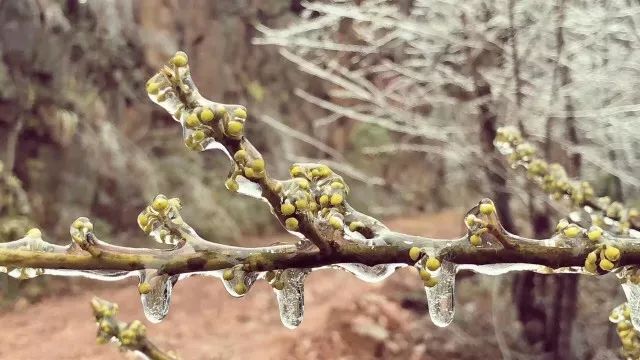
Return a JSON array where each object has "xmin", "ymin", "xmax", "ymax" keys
[
  {"xmin": 329, "ymin": 216, "xmax": 343, "ymax": 230},
  {"xmin": 556, "ymin": 218, "xmax": 569, "ymax": 231},
  {"xmin": 156, "ymin": 92, "xmax": 167, "ymax": 102},
  {"xmin": 233, "ymin": 150, "xmax": 247, "ymax": 163},
  {"xmin": 587, "ymin": 226, "xmax": 603, "ymax": 242},
  {"xmin": 295, "ymin": 198, "xmax": 308, "ymax": 211},
  {"xmin": 586, "ymin": 251, "xmax": 597, "ymax": 264},
  {"xmin": 226, "ymin": 120, "xmax": 244, "ymax": 137},
  {"xmin": 409, "ymin": 247, "xmax": 421, "ymax": 261},
  {"xmin": 349, "ymin": 221, "xmax": 364, "ymax": 232},
  {"xmin": 311, "ymin": 169, "xmax": 320, "ymax": 178},
  {"xmin": 563, "ymin": 225, "xmax": 581, "ymax": 238},
  {"xmin": 233, "ymin": 107, "xmax": 247, "ymax": 119},
  {"xmin": 138, "ymin": 282, "xmax": 152, "ymax": 294},
  {"xmin": 479, "ymin": 203, "xmax": 495, "ymax": 215},
  {"xmin": 290, "ymin": 166, "xmax": 304, "ymax": 177},
  {"xmin": 465, "ymin": 215, "xmax": 476, "ymax": 228},
  {"xmin": 330, "ymin": 193, "xmax": 343, "ymax": 206},
  {"xmin": 193, "ymin": 130, "xmax": 206, "ymax": 142},
  {"xmin": 296, "ymin": 178, "xmax": 310, "ymax": 189},
  {"xmin": 426, "ymin": 257, "xmax": 441, "ymax": 271},
  {"xmin": 618, "ymin": 321, "xmax": 631, "ymax": 331},
  {"xmin": 584, "ymin": 261, "xmax": 597, "ymax": 273},
  {"xmin": 470, "ymin": 234, "xmax": 482, "ymax": 246},
  {"xmin": 186, "ymin": 113, "xmax": 200, "ymax": 128},
  {"xmin": 225, "ymin": 178, "xmax": 239, "ymax": 192},
  {"xmin": 599, "ymin": 258, "xmax": 615, "ymax": 271},
  {"xmin": 200, "ymin": 108, "xmax": 214, "ymax": 122},
  {"xmin": 319, "ymin": 194, "xmax": 329, "ymax": 207},
  {"xmin": 285, "ymin": 217, "xmax": 299, "ymax": 231},
  {"xmin": 146, "ymin": 82, "xmax": 160, "ymax": 95},
  {"xmin": 273, "ymin": 280, "xmax": 285, "ymax": 291},
  {"xmin": 424, "ymin": 278, "xmax": 439, "ymax": 288},
  {"xmin": 604, "ymin": 246, "xmax": 621, "ymax": 262},
  {"xmin": 151, "ymin": 196, "xmax": 169, "ymax": 212},
  {"xmin": 244, "ymin": 167, "xmax": 255, "ymax": 179},
  {"xmin": 281, "ymin": 202, "xmax": 296, "ymax": 216},
  {"xmin": 137, "ymin": 213, "xmax": 150, "ymax": 227},
  {"xmin": 212, "ymin": 104, "xmax": 226, "ymax": 116},
  {"xmin": 171, "ymin": 51, "xmax": 188, "ymax": 67},
  {"xmin": 317, "ymin": 165, "xmax": 332, "ymax": 177},
  {"xmin": 26, "ymin": 228, "xmax": 41, "ymax": 238},
  {"xmin": 234, "ymin": 282, "xmax": 247, "ymax": 295},
  {"xmin": 223, "ymin": 269, "xmax": 235, "ymax": 281},
  {"xmin": 419, "ymin": 268, "xmax": 431, "ymax": 281},
  {"xmin": 251, "ymin": 159, "xmax": 265, "ymax": 173},
  {"xmin": 330, "ymin": 182, "xmax": 344, "ymax": 189}
]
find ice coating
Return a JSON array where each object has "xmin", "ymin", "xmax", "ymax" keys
[
  {"xmin": 425, "ymin": 260, "xmax": 457, "ymax": 327},
  {"xmin": 139, "ymin": 270, "xmax": 174, "ymax": 323},
  {"xmin": 275, "ymin": 268, "xmax": 309, "ymax": 329},
  {"xmin": 3, "ymin": 54, "xmax": 640, "ymax": 334},
  {"xmin": 622, "ymin": 280, "xmax": 640, "ymax": 331},
  {"xmin": 334, "ymin": 263, "xmax": 401, "ymax": 283}
]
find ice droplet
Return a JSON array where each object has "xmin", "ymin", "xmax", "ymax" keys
[
  {"xmin": 275, "ymin": 268, "xmax": 309, "ymax": 329},
  {"xmin": 425, "ymin": 261, "xmax": 457, "ymax": 327},
  {"xmin": 222, "ymin": 269, "xmax": 258, "ymax": 298},
  {"xmin": 621, "ymin": 281, "xmax": 640, "ymax": 331},
  {"xmin": 335, "ymin": 263, "xmax": 401, "ymax": 283},
  {"xmin": 139, "ymin": 270, "xmax": 174, "ymax": 323}
]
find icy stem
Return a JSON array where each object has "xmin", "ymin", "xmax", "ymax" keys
[
  {"xmin": 425, "ymin": 260, "xmax": 457, "ymax": 327},
  {"xmin": 275, "ymin": 268, "xmax": 310, "ymax": 329},
  {"xmin": 0, "ymin": 231, "xmax": 60, "ymax": 279},
  {"xmin": 139, "ymin": 270, "xmax": 174, "ymax": 323},
  {"xmin": 622, "ymin": 280, "xmax": 640, "ymax": 331}
]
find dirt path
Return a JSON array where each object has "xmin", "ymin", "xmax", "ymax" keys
[{"xmin": 0, "ymin": 210, "xmax": 465, "ymax": 360}]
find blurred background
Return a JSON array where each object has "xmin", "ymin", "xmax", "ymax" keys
[{"xmin": 0, "ymin": 0, "xmax": 639, "ymax": 359}]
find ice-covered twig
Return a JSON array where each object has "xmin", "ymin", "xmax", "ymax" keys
[
  {"xmin": 91, "ymin": 297, "xmax": 179, "ymax": 360},
  {"xmin": 1, "ymin": 53, "xmax": 640, "ymax": 331}
]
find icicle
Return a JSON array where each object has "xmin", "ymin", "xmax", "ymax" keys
[
  {"xmin": 334, "ymin": 263, "xmax": 401, "ymax": 283},
  {"xmin": 622, "ymin": 280, "xmax": 640, "ymax": 331},
  {"xmin": 139, "ymin": 270, "xmax": 174, "ymax": 323},
  {"xmin": 425, "ymin": 260, "xmax": 457, "ymax": 327},
  {"xmin": 275, "ymin": 268, "xmax": 309, "ymax": 329}
]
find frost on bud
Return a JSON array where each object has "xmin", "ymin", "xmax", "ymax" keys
[
  {"xmin": 562, "ymin": 224, "xmax": 581, "ymax": 238},
  {"xmin": 285, "ymin": 217, "xmax": 299, "ymax": 231},
  {"xmin": 151, "ymin": 195, "xmax": 169, "ymax": 213},
  {"xmin": 587, "ymin": 226, "xmax": 603, "ymax": 242},
  {"xmin": 604, "ymin": 246, "xmax": 621, "ymax": 262},
  {"xmin": 469, "ymin": 233, "xmax": 482, "ymax": 246},
  {"xmin": 426, "ymin": 257, "xmax": 441, "ymax": 271},
  {"xmin": 479, "ymin": 202, "xmax": 495, "ymax": 215},
  {"xmin": 171, "ymin": 51, "xmax": 189, "ymax": 67},
  {"xmin": 409, "ymin": 247, "xmax": 422, "ymax": 261}
]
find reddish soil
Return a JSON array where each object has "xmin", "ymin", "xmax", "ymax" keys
[{"xmin": 0, "ymin": 209, "xmax": 498, "ymax": 360}]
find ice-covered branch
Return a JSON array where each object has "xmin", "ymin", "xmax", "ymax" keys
[{"xmin": 1, "ymin": 53, "xmax": 640, "ymax": 333}]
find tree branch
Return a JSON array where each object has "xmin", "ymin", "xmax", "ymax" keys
[{"xmin": 0, "ymin": 52, "xmax": 638, "ymax": 330}]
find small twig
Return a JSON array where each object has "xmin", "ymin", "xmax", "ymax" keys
[{"xmin": 91, "ymin": 297, "xmax": 179, "ymax": 360}]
